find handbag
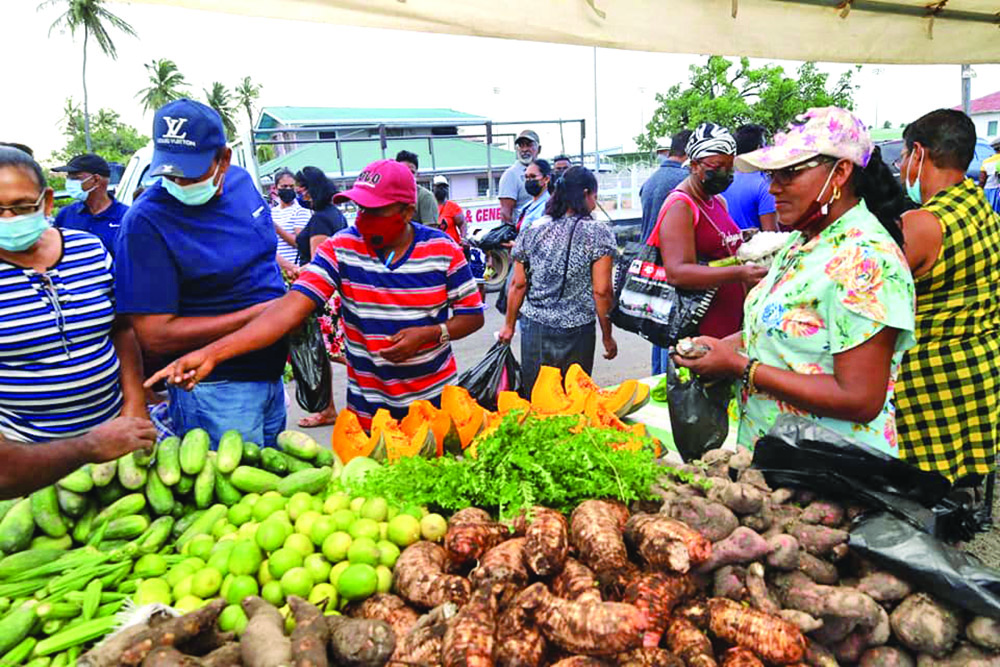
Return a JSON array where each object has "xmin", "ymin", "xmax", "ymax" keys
[{"xmin": 611, "ymin": 192, "xmax": 718, "ymax": 348}]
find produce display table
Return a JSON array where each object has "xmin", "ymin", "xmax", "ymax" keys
[{"xmin": 621, "ymin": 375, "xmax": 740, "ymax": 463}]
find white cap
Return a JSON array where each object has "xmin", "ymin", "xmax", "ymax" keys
[{"xmin": 432, "ymin": 175, "xmax": 448, "ymax": 186}]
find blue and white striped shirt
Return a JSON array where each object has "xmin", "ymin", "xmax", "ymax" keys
[{"xmin": 0, "ymin": 229, "xmax": 122, "ymax": 442}]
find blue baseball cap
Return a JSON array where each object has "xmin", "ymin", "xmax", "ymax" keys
[{"xmin": 149, "ymin": 98, "xmax": 227, "ymax": 179}]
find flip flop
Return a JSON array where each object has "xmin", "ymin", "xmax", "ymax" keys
[{"xmin": 297, "ymin": 412, "xmax": 338, "ymax": 428}]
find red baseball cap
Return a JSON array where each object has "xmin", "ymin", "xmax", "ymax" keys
[{"xmin": 333, "ymin": 159, "xmax": 416, "ymax": 208}]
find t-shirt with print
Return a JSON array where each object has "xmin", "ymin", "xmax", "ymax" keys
[
  {"xmin": 499, "ymin": 162, "xmax": 531, "ymax": 221},
  {"xmin": 512, "ymin": 215, "xmax": 617, "ymax": 329},
  {"xmin": 292, "ymin": 224, "xmax": 484, "ymax": 430},
  {"xmin": 115, "ymin": 165, "xmax": 288, "ymax": 382},
  {"xmin": 438, "ymin": 200, "xmax": 464, "ymax": 244}
]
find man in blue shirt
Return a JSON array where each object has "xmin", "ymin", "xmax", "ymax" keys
[
  {"xmin": 52, "ymin": 154, "xmax": 128, "ymax": 256},
  {"xmin": 639, "ymin": 130, "xmax": 692, "ymax": 245},
  {"xmin": 116, "ymin": 99, "xmax": 287, "ymax": 447},
  {"xmin": 724, "ymin": 124, "xmax": 778, "ymax": 231}
]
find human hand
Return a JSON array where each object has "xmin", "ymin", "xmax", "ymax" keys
[
  {"xmin": 602, "ymin": 334, "xmax": 618, "ymax": 360},
  {"xmin": 497, "ymin": 323, "xmax": 516, "ymax": 345},
  {"xmin": 672, "ymin": 336, "xmax": 746, "ymax": 378},
  {"xmin": 380, "ymin": 326, "xmax": 436, "ymax": 363},
  {"xmin": 143, "ymin": 350, "xmax": 217, "ymax": 392},
  {"xmin": 739, "ymin": 264, "xmax": 769, "ymax": 287},
  {"xmin": 86, "ymin": 417, "xmax": 157, "ymax": 463}
]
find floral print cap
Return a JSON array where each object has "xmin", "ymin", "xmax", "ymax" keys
[{"xmin": 735, "ymin": 106, "xmax": 873, "ymax": 173}]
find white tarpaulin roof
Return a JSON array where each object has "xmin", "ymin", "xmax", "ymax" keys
[{"xmin": 124, "ymin": 0, "xmax": 999, "ymax": 64}]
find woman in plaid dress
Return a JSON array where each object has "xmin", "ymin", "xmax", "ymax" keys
[{"xmin": 897, "ymin": 109, "xmax": 1000, "ymax": 482}]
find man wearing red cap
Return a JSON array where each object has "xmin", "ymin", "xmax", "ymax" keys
[{"xmin": 146, "ymin": 160, "xmax": 485, "ymax": 429}]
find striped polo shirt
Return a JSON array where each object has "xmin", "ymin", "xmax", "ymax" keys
[
  {"xmin": 0, "ymin": 229, "xmax": 122, "ymax": 442},
  {"xmin": 293, "ymin": 224, "xmax": 483, "ymax": 429},
  {"xmin": 271, "ymin": 202, "xmax": 311, "ymax": 264}
]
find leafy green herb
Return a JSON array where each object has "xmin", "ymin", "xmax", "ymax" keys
[{"xmin": 352, "ymin": 413, "xmax": 666, "ymax": 521}]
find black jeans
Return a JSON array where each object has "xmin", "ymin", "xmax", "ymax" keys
[{"xmin": 520, "ymin": 317, "xmax": 596, "ymax": 396}]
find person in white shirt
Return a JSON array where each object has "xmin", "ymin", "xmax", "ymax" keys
[{"xmin": 271, "ymin": 169, "xmax": 312, "ymax": 275}]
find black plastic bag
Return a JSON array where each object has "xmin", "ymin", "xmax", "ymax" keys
[
  {"xmin": 288, "ymin": 315, "xmax": 331, "ymax": 414},
  {"xmin": 455, "ymin": 341, "xmax": 522, "ymax": 412},
  {"xmin": 664, "ymin": 357, "xmax": 732, "ymax": 462},
  {"xmin": 850, "ymin": 512, "xmax": 1000, "ymax": 618},
  {"xmin": 478, "ymin": 223, "xmax": 517, "ymax": 250}
]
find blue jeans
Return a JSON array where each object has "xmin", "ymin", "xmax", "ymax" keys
[
  {"xmin": 652, "ymin": 345, "xmax": 671, "ymax": 376},
  {"xmin": 169, "ymin": 379, "xmax": 286, "ymax": 448}
]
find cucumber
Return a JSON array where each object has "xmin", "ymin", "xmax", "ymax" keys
[
  {"xmin": 137, "ymin": 516, "xmax": 174, "ymax": 555},
  {"xmin": 55, "ymin": 488, "xmax": 87, "ymax": 519},
  {"xmin": 30, "ymin": 487, "xmax": 67, "ymax": 538},
  {"xmin": 95, "ymin": 493, "xmax": 146, "ymax": 524},
  {"xmin": 179, "ymin": 428, "xmax": 210, "ymax": 476},
  {"xmin": 95, "ymin": 480, "xmax": 125, "ymax": 506},
  {"xmin": 216, "ymin": 430, "xmax": 243, "ymax": 474},
  {"xmin": 230, "ymin": 467, "xmax": 282, "ymax": 494},
  {"xmin": 193, "ymin": 455, "xmax": 216, "ymax": 509},
  {"xmin": 0, "ymin": 499, "xmax": 33, "ymax": 554},
  {"xmin": 282, "ymin": 452, "xmax": 313, "ymax": 474},
  {"xmin": 104, "ymin": 515, "xmax": 149, "ymax": 541},
  {"xmin": 29, "ymin": 535, "xmax": 72, "ymax": 551},
  {"xmin": 171, "ymin": 509, "xmax": 204, "ymax": 539},
  {"xmin": 314, "ymin": 448, "xmax": 335, "ymax": 467},
  {"xmin": 214, "ymin": 471, "xmax": 242, "ymax": 507},
  {"xmin": 116, "ymin": 452, "xmax": 147, "ymax": 491},
  {"xmin": 0, "ymin": 550, "xmax": 65, "ymax": 580},
  {"xmin": 145, "ymin": 469, "xmax": 174, "ymax": 516},
  {"xmin": 175, "ymin": 504, "xmax": 226, "ymax": 548},
  {"xmin": 277, "ymin": 467, "xmax": 332, "ymax": 497},
  {"xmin": 155, "ymin": 436, "xmax": 181, "ymax": 486},
  {"xmin": 0, "ymin": 600, "xmax": 37, "ymax": 656},
  {"xmin": 71, "ymin": 506, "xmax": 97, "ymax": 545},
  {"xmin": 276, "ymin": 430, "xmax": 321, "ymax": 460},
  {"xmin": 132, "ymin": 445, "xmax": 154, "ymax": 468},
  {"xmin": 260, "ymin": 448, "xmax": 288, "ymax": 475},
  {"xmin": 0, "ymin": 500, "xmax": 17, "ymax": 525},
  {"xmin": 89, "ymin": 460, "xmax": 117, "ymax": 488},
  {"xmin": 56, "ymin": 467, "xmax": 93, "ymax": 494},
  {"xmin": 242, "ymin": 441, "xmax": 262, "ymax": 465},
  {"xmin": 176, "ymin": 474, "xmax": 195, "ymax": 496}
]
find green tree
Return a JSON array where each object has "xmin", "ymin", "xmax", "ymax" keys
[
  {"xmin": 234, "ymin": 76, "xmax": 262, "ymax": 131},
  {"xmin": 636, "ymin": 56, "xmax": 859, "ymax": 152},
  {"xmin": 136, "ymin": 58, "xmax": 188, "ymax": 114},
  {"xmin": 204, "ymin": 82, "xmax": 237, "ymax": 140},
  {"xmin": 52, "ymin": 102, "xmax": 148, "ymax": 166},
  {"xmin": 40, "ymin": 0, "xmax": 137, "ymax": 152}
]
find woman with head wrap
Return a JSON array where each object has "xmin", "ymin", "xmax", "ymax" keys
[{"xmin": 653, "ymin": 123, "xmax": 767, "ymax": 339}]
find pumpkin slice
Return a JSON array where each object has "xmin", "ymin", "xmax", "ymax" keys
[
  {"xmin": 497, "ymin": 391, "xmax": 531, "ymax": 417},
  {"xmin": 441, "ymin": 385, "xmax": 485, "ymax": 451},
  {"xmin": 467, "ymin": 411, "xmax": 504, "ymax": 459},
  {"xmin": 629, "ymin": 383, "xmax": 651, "ymax": 415},
  {"xmin": 377, "ymin": 411, "xmax": 436, "ymax": 464},
  {"xmin": 531, "ymin": 366, "xmax": 576, "ymax": 414},
  {"xmin": 584, "ymin": 392, "xmax": 630, "ymax": 433},
  {"xmin": 332, "ymin": 409, "xmax": 377, "ymax": 464},
  {"xmin": 401, "ymin": 400, "xmax": 452, "ymax": 457},
  {"xmin": 565, "ymin": 364, "xmax": 638, "ymax": 417}
]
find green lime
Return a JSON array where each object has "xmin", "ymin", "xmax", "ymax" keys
[
  {"xmin": 321, "ymin": 532, "xmax": 352, "ymax": 563},
  {"xmin": 188, "ymin": 534, "xmax": 215, "ymax": 561},
  {"xmin": 304, "ymin": 553, "xmax": 332, "ymax": 584},
  {"xmin": 237, "ymin": 522, "xmax": 258, "ymax": 541},
  {"xmin": 174, "ymin": 595, "xmax": 203, "ymax": 614},
  {"xmin": 331, "ymin": 509, "xmax": 357, "ymax": 532},
  {"xmin": 134, "ymin": 553, "xmax": 168, "ymax": 578},
  {"xmin": 253, "ymin": 496, "xmax": 286, "ymax": 523},
  {"xmin": 421, "ymin": 514, "xmax": 448, "ymax": 542},
  {"xmin": 228, "ymin": 503, "xmax": 253, "ymax": 527},
  {"xmin": 191, "ymin": 567, "xmax": 223, "ymax": 598},
  {"xmin": 268, "ymin": 547, "xmax": 303, "ymax": 580},
  {"xmin": 164, "ymin": 563, "xmax": 195, "ymax": 588},
  {"xmin": 261, "ymin": 490, "xmax": 285, "ymax": 502},
  {"xmin": 284, "ymin": 532, "xmax": 315, "ymax": 557},
  {"xmin": 270, "ymin": 510, "xmax": 291, "ymax": 526},
  {"xmin": 242, "ymin": 493, "xmax": 261, "ymax": 507},
  {"xmin": 310, "ymin": 516, "xmax": 338, "ymax": 547},
  {"xmin": 347, "ymin": 537, "xmax": 380, "ymax": 566},
  {"xmin": 329, "ymin": 560, "xmax": 351, "ymax": 588},
  {"xmin": 218, "ymin": 605, "xmax": 246, "ymax": 633},
  {"xmin": 323, "ymin": 493, "xmax": 351, "ymax": 515},
  {"xmin": 256, "ymin": 520, "xmax": 288, "ymax": 553},
  {"xmin": 135, "ymin": 578, "xmax": 171, "ymax": 606},
  {"xmin": 337, "ymin": 563, "xmax": 378, "ymax": 601},
  {"xmin": 258, "ymin": 560, "xmax": 272, "ymax": 585},
  {"xmin": 172, "ymin": 574, "xmax": 194, "ymax": 601},
  {"xmin": 226, "ymin": 575, "xmax": 259, "ymax": 605},
  {"xmin": 280, "ymin": 567, "xmax": 314, "ymax": 599},
  {"xmin": 376, "ymin": 540, "xmax": 400, "ymax": 568},
  {"xmin": 311, "ymin": 496, "xmax": 325, "ymax": 514},
  {"xmin": 227, "ymin": 540, "xmax": 263, "ymax": 577},
  {"xmin": 350, "ymin": 497, "xmax": 366, "ymax": 513},
  {"xmin": 215, "ymin": 523, "xmax": 238, "ymax": 539},
  {"xmin": 348, "ymin": 518, "xmax": 380, "ymax": 541},
  {"xmin": 375, "ymin": 565, "xmax": 393, "ymax": 594},
  {"xmin": 360, "ymin": 498, "xmax": 389, "ymax": 522},
  {"xmin": 308, "ymin": 582, "xmax": 338, "ymax": 611},
  {"xmin": 182, "ymin": 557, "xmax": 206, "ymax": 570},
  {"xmin": 295, "ymin": 510, "xmax": 322, "ymax": 537},
  {"xmin": 387, "ymin": 515, "xmax": 421, "ymax": 548},
  {"xmin": 221, "ymin": 574, "xmax": 234, "ymax": 600},
  {"xmin": 261, "ymin": 580, "xmax": 286, "ymax": 607},
  {"xmin": 379, "ymin": 523, "xmax": 388, "ymax": 541},
  {"xmin": 287, "ymin": 492, "xmax": 315, "ymax": 521}
]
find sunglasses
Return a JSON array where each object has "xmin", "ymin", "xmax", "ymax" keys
[
  {"xmin": 0, "ymin": 191, "xmax": 45, "ymax": 217},
  {"xmin": 763, "ymin": 158, "xmax": 834, "ymax": 186}
]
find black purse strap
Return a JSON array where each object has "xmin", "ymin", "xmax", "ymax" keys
[{"xmin": 556, "ymin": 216, "xmax": 584, "ymax": 300}]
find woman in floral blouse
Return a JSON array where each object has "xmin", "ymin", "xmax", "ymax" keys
[{"xmin": 674, "ymin": 107, "xmax": 915, "ymax": 456}]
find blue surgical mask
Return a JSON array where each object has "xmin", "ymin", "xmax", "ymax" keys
[
  {"xmin": 904, "ymin": 150, "xmax": 924, "ymax": 205},
  {"xmin": 161, "ymin": 165, "xmax": 221, "ymax": 206},
  {"xmin": 65, "ymin": 177, "xmax": 94, "ymax": 202},
  {"xmin": 0, "ymin": 210, "xmax": 49, "ymax": 252}
]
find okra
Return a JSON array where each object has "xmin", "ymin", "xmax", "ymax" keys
[
  {"xmin": 0, "ymin": 600, "xmax": 37, "ymax": 655},
  {"xmin": 0, "ymin": 550, "xmax": 65, "ymax": 581},
  {"xmin": 0, "ymin": 636, "xmax": 36, "ymax": 665},
  {"xmin": 81, "ymin": 579, "xmax": 101, "ymax": 621},
  {"xmin": 37, "ymin": 602, "xmax": 80, "ymax": 620}
]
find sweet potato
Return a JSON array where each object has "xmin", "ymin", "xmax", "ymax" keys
[
  {"xmin": 524, "ymin": 507, "xmax": 569, "ymax": 577},
  {"xmin": 665, "ymin": 617, "xmax": 717, "ymax": 667},
  {"xmin": 772, "ymin": 572, "xmax": 881, "ymax": 629},
  {"xmin": 496, "ymin": 587, "xmax": 546, "ymax": 667},
  {"xmin": 829, "ymin": 543, "xmax": 850, "ymax": 562},
  {"xmin": 745, "ymin": 562, "xmax": 779, "ymax": 615},
  {"xmin": 623, "ymin": 572, "xmax": 697, "ymax": 648},
  {"xmin": 797, "ymin": 551, "xmax": 839, "ymax": 585},
  {"xmin": 288, "ymin": 596, "xmax": 329, "ymax": 667},
  {"xmin": 445, "ymin": 507, "xmax": 508, "ymax": 567},
  {"xmin": 736, "ymin": 468, "xmax": 770, "ymax": 492},
  {"xmin": 389, "ymin": 602, "xmax": 458, "ymax": 666},
  {"xmin": 121, "ymin": 599, "xmax": 227, "ymax": 666},
  {"xmin": 702, "ymin": 449, "xmax": 734, "ymax": 478},
  {"xmin": 240, "ymin": 597, "xmax": 292, "ymax": 667},
  {"xmin": 739, "ymin": 502, "xmax": 773, "ymax": 533},
  {"xmin": 667, "ymin": 497, "xmax": 739, "ymax": 543},
  {"xmin": 696, "ymin": 527, "xmax": 770, "ymax": 573},
  {"xmin": 856, "ymin": 571, "xmax": 912, "ymax": 604},
  {"xmin": 393, "ymin": 541, "xmax": 472, "ymax": 608},
  {"xmin": 804, "ymin": 640, "xmax": 839, "ymax": 667},
  {"xmin": 967, "ymin": 617, "xmax": 1000, "ymax": 651},
  {"xmin": 347, "ymin": 594, "xmax": 419, "ymax": 644},
  {"xmin": 728, "ymin": 448, "xmax": 753, "ymax": 472},
  {"xmin": 518, "ymin": 582, "xmax": 646, "ymax": 656},
  {"xmin": 832, "ymin": 606, "xmax": 890, "ymax": 663},
  {"xmin": 766, "ymin": 535, "xmax": 801, "ymax": 571},
  {"xmin": 553, "ymin": 558, "xmax": 603, "ymax": 605},
  {"xmin": 800, "ymin": 501, "xmax": 845, "ymax": 528},
  {"xmin": 890, "ymin": 593, "xmax": 961, "ymax": 659},
  {"xmin": 914, "ymin": 641, "xmax": 1000, "ymax": 666},
  {"xmin": 470, "ymin": 537, "xmax": 529, "ymax": 589},
  {"xmin": 626, "ymin": 513, "xmax": 712, "ymax": 572},
  {"xmin": 707, "ymin": 597, "xmax": 807, "ymax": 665},
  {"xmin": 617, "ymin": 648, "xmax": 685, "ymax": 667},
  {"xmin": 571, "ymin": 500, "xmax": 638, "ymax": 591},
  {"xmin": 709, "ymin": 481, "xmax": 765, "ymax": 516},
  {"xmin": 779, "ymin": 610, "xmax": 823, "ymax": 633},
  {"xmin": 720, "ymin": 647, "xmax": 764, "ymax": 667},
  {"xmin": 713, "ymin": 565, "xmax": 746, "ymax": 601},
  {"xmin": 771, "ymin": 488, "xmax": 796, "ymax": 505},
  {"xmin": 788, "ymin": 524, "xmax": 848, "ymax": 557},
  {"xmin": 442, "ymin": 584, "xmax": 499, "ymax": 667},
  {"xmin": 674, "ymin": 599, "xmax": 711, "ymax": 630},
  {"xmin": 859, "ymin": 646, "xmax": 915, "ymax": 667}
]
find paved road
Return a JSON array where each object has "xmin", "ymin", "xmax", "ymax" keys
[{"xmin": 285, "ymin": 304, "xmax": 655, "ymax": 445}]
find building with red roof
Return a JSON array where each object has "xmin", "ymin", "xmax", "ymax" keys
[{"xmin": 954, "ymin": 91, "xmax": 1000, "ymax": 139}]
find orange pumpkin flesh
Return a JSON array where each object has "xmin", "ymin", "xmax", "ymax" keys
[
  {"xmin": 441, "ymin": 385, "xmax": 484, "ymax": 450},
  {"xmin": 332, "ymin": 409, "xmax": 375, "ymax": 463},
  {"xmin": 565, "ymin": 364, "xmax": 637, "ymax": 417},
  {"xmin": 497, "ymin": 391, "xmax": 531, "ymax": 417},
  {"xmin": 531, "ymin": 366, "xmax": 575, "ymax": 414}
]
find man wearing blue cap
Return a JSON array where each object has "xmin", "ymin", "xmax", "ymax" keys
[
  {"xmin": 115, "ymin": 99, "xmax": 287, "ymax": 447},
  {"xmin": 52, "ymin": 153, "xmax": 129, "ymax": 256}
]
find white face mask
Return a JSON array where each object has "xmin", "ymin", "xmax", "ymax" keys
[{"xmin": 161, "ymin": 164, "xmax": 221, "ymax": 207}]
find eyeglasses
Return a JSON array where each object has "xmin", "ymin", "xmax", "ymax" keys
[
  {"xmin": 762, "ymin": 159, "xmax": 834, "ymax": 186},
  {"xmin": 0, "ymin": 191, "xmax": 45, "ymax": 217}
]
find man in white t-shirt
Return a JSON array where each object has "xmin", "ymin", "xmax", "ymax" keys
[{"xmin": 499, "ymin": 130, "xmax": 540, "ymax": 225}]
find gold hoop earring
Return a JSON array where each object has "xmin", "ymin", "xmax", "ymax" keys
[{"xmin": 832, "ymin": 184, "xmax": 841, "ymax": 201}]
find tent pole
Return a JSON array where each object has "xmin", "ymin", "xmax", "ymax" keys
[
  {"xmin": 593, "ymin": 46, "xmax": 600, "ymax": 173},
  {"xmin": 962, "ymin": 64, "xmax": 973, "ymax": 116},
  {"xmin": 773, "ymin": 0, "xmax": 1000, "ymax": 25}
]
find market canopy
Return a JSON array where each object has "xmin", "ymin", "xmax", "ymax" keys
[{"xmin": 123, "ymin": 0, "xmax": 1000, "ymax": 64}]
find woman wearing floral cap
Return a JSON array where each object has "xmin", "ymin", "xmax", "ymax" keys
[{"xmin": 674, "ymin": 107, "xmax": 916, "ymax": 455}]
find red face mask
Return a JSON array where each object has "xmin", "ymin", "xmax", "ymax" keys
[
  {"xmin": 356, "ymin": 208, "xmax": 407, "ymax": 249},
  {"xmin": 785, "ymin": 162, "xmax": 839, "ymax": 231}
]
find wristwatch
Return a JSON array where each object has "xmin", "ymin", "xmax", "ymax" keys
[{"xmin": 438, "ymin": 323, "xmax": 451, "ymax": 345}]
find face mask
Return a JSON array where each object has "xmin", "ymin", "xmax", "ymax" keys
[
  {"xmin": 0, "ymin": 210, "xmax": 49, "ymax": 252},
  {"xmin": 297, "ymin": 195, "xmax": 311, "ymax": 209},
  {"xmin": 434, "ymin": 186, "xmax": 449, "ymax": 204},
  {"xmin": 277, "ymin": 188, "xmax": 297, "ymax": 204},
  {"xmin": 161, "ymin": 165, "xmax": 221, "ymax": 207},
  {"xmin": 356, "ymin": 208, "xmax": 407, "ymax": 250},
  {"xmin": 702, "ymin": 169, "xmax": 734, "ymax": 196},
  {"xmin": 525, "ymin": 180, "xmax": 544, "ymax": 197},
  {"xmin": 786, "ymin": 162, "xmax": 839, "ymax": 230},
  {"xmin": 903, "ymin": 150, "xmax": 924, "ymax": 205},
  {"xmin": 65, "ymin": 176, "xmax": 95, "ymax": 202}
]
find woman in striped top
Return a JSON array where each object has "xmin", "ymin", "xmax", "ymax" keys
[{"xmin": 0, "ymin": 148, "xmax": 153, "ymax": 494}]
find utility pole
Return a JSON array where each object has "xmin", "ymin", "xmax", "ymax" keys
[
  {"xmin": 593, "ymin": 46, "xmax": 600, "ymax": 172},
  {"xmin": 962, "ymin": 64, "xmax": 973, "ymax": 116}
]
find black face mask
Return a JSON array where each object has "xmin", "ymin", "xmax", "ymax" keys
[
  {"xmin": 434, "ymin": 186, "xmax": 449, "ymax": 203},
  {"xmin": 277, "ymin": 188, "xmax": 297, "ymax": 204},
  {"xmin": 525, "ymin": 180, "xmax": 545, "ymax": 197},
  {"xmin": 702, "ymin": 169, "xmax": 734, "ymax": 196}
]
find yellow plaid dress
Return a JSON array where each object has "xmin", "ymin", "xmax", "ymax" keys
[{"xmin": 896, "ymin": 179, "xmax": 1000, "ymax": 481}]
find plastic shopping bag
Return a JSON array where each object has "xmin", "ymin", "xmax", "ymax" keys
[
  {"xmin": 664, "ymin": 357, "xmax": 732, "ymax": 462},
  {"xmin": 288, "ymin": 315, "xmax": 332, "ymax": 414},
  {"xmin": 456, "ymin": 341, "xmax": 523, "ymax": 412}
]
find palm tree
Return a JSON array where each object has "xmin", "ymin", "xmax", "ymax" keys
[
  {"xmin": 41, "ymin": 0, "xmax": 136, "ymax": 152},
  {"xmin": 136, "ymin": 59, "xmax": 188, "ymax": 114},
  {"xmin": 234, "ymin": 76, "xmax": 262, "ymax": 132},
  {"xmin": 204, "ymin": 82, "xmax": 238, "ymax": 140},
  {"xmin": 60, "ymin": 97, "xmax": 82, "ymax": 136}
]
